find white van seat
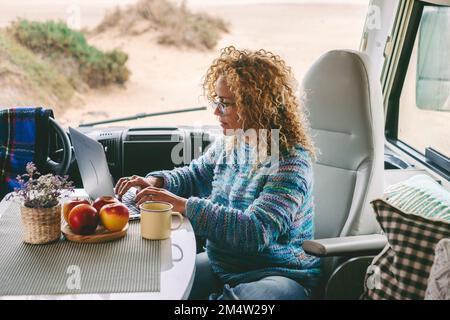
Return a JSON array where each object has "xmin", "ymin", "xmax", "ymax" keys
[{"xmin": 302, "ymin": 49, "xmax": 384, "ymax": 239}]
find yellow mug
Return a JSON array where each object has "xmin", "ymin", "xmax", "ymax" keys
[{"xmin": 139, "ymin": 201, "xmax": 183, "ymax": 240}]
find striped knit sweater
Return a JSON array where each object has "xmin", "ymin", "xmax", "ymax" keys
[{"xmin": 148, "ymin": 137, "xmax": 320, "ymax": 289}]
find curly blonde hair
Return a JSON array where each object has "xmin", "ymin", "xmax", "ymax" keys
[{"xmin": 203, "ymin": 46, "xmax": 315, "ymax": 160}]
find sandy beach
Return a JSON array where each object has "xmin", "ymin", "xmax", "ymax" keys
[{"xmin": 0, "ymin": 0, "xmax": 368, "ymax": 127}]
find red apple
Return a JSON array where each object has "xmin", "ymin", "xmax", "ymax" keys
[
  {"xmin": 93, "ymin": 196, "xmax": 119, "ymax": 214},
  {"xmin": 63, "ymin": 198, "xmax": 91, "ymax": 223},
  {"xmin": 68, "ymin": 204, "xmax": 99, "ymax": 235},
  {"xmin": 100, "ymin": 202, "xmax": 129, "ymax": 232}
]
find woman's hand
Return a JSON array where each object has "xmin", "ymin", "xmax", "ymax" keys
[
  {"xmin": 135, "ymin": 186, "xmax": 188, "ymax": 215},
  {"xmin": 115, "ymin": 175, "xmax": 163, "ymax": 198}
]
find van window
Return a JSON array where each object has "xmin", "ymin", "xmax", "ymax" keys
[
  {"xmin": 416, "ymin": 6, "xmax": 450, "ymax": 112},
  {"xmin": 0, "ymin": 0, "xmax": 369, "ymax": 128},
  {"xmin": 398, "ymin": 6, "xmax": 450, "ymax": 158}
]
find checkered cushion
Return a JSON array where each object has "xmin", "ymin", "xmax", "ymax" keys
[{"xmin": 362, "ymin": 198, "xmax": 450, "ymax": 300}]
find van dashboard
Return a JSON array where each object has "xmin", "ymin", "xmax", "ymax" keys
[{"xmin": 67, "ymin": 126, "xmax": 217, "ymax": 188}]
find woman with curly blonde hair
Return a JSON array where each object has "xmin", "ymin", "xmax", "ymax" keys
[{"xmin": 116, "ymin": 46, "xmax": 320, "ymax": 300}]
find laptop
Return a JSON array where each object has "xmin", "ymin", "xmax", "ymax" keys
[{"xmin": 69, "ymin": 127, "xmax": 141, "ymax": 220}]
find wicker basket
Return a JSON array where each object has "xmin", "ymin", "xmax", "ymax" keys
[{"xmin": 20, "ymin": 205, "xmax": 61, "ymax": 244}]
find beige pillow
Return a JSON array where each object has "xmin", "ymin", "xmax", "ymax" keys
[{"xmin": 425, "ymin": 238, "xmax": 450, "ymax": 300}]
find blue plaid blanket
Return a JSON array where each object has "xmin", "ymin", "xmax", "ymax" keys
[{"xmin": 0, "ymin": 107, "xmax": 51, "ymax": 199}]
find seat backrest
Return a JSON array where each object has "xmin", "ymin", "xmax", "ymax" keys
[{"xmin": 302, "ymin": 50, "xmax": 384, "ymax": 239}]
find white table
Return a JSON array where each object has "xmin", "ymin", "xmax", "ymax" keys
[{"xmin": 0, "ymin": 189, "xmax": 197, "ymax": 300}]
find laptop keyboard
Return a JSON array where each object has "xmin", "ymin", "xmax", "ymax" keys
[{"xmin": 120, "ymin": 188, "xmax": 141, "ymax": 221}]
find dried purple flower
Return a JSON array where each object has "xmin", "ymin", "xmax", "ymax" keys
[{"xmin": 6, "ymin": 162, "xmax": 74, "ymax": 208}]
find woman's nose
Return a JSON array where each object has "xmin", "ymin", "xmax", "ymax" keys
[{"xmin": 213, "ymin": 105, "xmax": 221, "ymax": 116}]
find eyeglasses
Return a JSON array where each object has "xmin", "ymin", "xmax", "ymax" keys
[{"xmin": 209, "ymin": 99, "xmax": 235, "ymax": 114}]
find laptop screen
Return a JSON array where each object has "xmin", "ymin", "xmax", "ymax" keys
[{"xmin": 69, "ymin": 127, "xmax": 115, "ymax": 200}]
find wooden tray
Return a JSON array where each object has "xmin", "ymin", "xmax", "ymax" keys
[{"xmin": 62, "ymin": 223, "xmax": 129, "ymax": 243}]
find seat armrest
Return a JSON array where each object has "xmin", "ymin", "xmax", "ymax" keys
[{"xmin": 303, "ymin": 234, "xmax": 387, "ymax": 257}]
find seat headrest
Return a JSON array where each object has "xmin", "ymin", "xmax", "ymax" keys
[{"xmin": 302, "ymin": 49, "xmax": 383, "ymax": 171}]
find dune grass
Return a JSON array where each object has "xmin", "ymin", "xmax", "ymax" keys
[
  {"xmin": 0, "ymin": 20, "xmax": 131, "ymax": 112},
  {"xmin": 0, "ymin": 31, "xmax": 75, "ymax": 106},
  {"xmin": 94, "ymin": 0, "xmax": 229, "ymax": 50},
  {"xmin": 10, "ymin": 19, "xmax": 130, "ymax": 88}
]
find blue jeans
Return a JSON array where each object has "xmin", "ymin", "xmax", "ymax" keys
[{"xmin": 188, "ymin": 252, "xmax": 310, "ymax": 300}]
